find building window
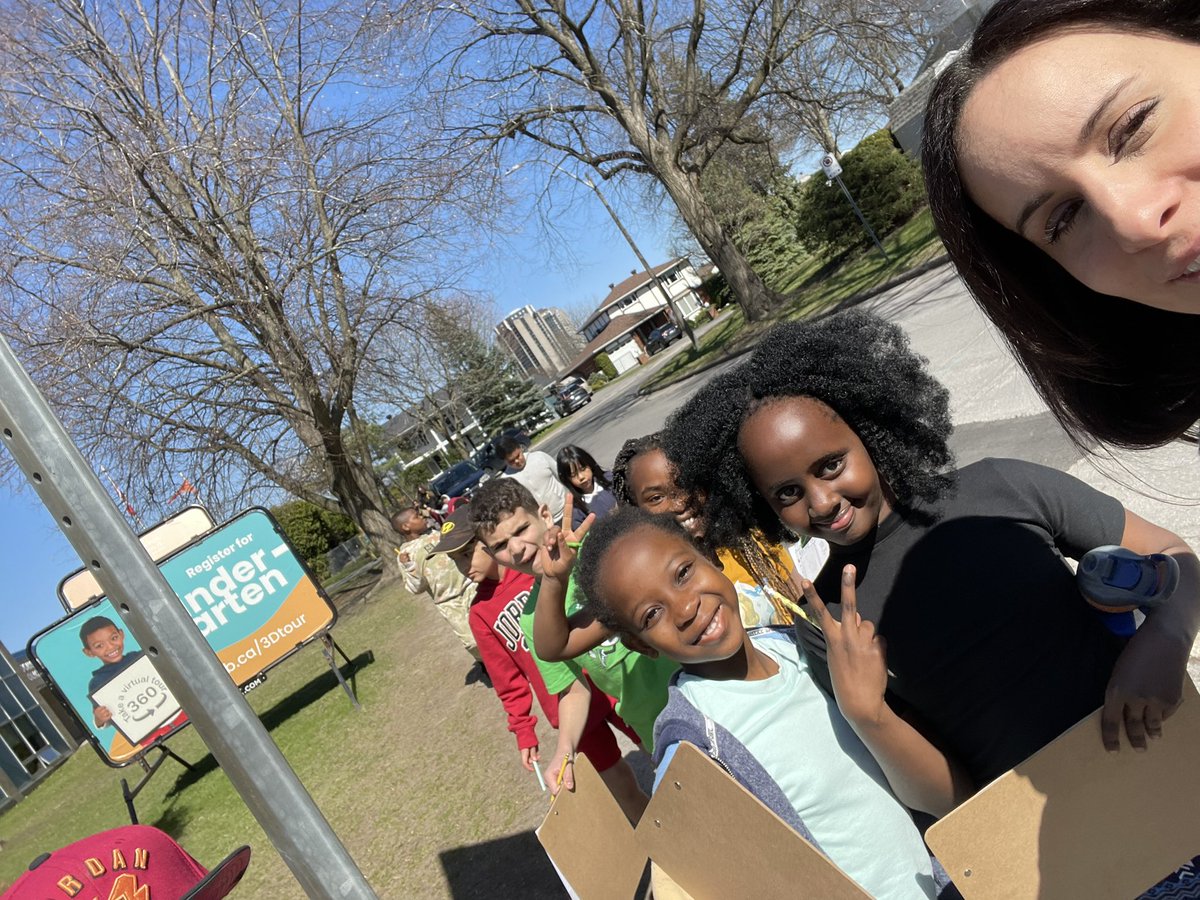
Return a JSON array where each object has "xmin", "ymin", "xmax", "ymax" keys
[{"xmin": 0, "ymin": 719, "xmax": 45, "ymax": 776}]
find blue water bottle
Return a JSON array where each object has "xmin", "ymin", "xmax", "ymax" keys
[{"xmin": 1077, "ymin": 545, "xmax": 1178, "ymax": 637}]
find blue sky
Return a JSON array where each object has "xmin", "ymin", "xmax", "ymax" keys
[{"xmin": 0, "ymin": 185, "xmax": 676, "ymax": 653}]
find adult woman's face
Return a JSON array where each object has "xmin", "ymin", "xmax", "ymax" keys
[{"xmin": 958, "ymin": 29, "xmax": 1200, "ymax": 314}]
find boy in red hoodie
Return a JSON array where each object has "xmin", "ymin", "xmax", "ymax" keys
[
  {"xmin": 432, "ymin": 508, "xmax": 642, "ymax": 812},
  {"xmin": 431, "ymin": 507, "xmax": 558, "ymax": 766}
]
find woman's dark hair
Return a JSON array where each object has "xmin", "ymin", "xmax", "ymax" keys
[
  {"xmin": 577, "ymin": 506, "xmax": 691, "ymax": 632},
  {"xmin": 555, "ymin": 445, "xmax": 611, "ymax": 496},
  {"xmin": 611, "ymin": 433, "xmax": 664, "ymax": 507},
  {"xmin": 680, "ymin": 311, "xmax": 955, "ymax": 546},
  {"xmin": 923, "ymin": 0, "xmax": 1200, "ymax": 448}
]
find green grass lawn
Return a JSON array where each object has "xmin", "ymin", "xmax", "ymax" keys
[
  {"xmin": 0, "ymin": 583, "xmax": 563, "ymax": 897},
  {"xmin": 640, "ymin": 208, "xmax": 945, "ymax": 393}
]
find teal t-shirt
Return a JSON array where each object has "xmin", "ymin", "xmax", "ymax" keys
[
  {"xmin": 519, "ymin": 576, "xmax": 678, "ymax": 752},
  {"xmin": 676, "ymin": 632, "xmax": 936, "ymax": 900}
]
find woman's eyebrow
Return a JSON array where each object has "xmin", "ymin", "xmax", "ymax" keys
[
  {"xmin": 1078, "ymin": 76, "xmax": 1135, "ymax": 145},
  {"xmin": 1016, "ymin": 191, "xmax": 1053, "ymax": 236},
  {"xmin": 1015, "ymin": 77, "xmax": 1138, "ymax": 237}
]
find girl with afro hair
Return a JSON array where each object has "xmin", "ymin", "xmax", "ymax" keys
[{"xmin": 675, "ymin": 309, "xmax": 1200, "ymax": 790}]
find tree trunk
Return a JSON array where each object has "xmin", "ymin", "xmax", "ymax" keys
[
  {"xmin": 327, "ymin": 451, "xmax": 404, "ymax": 578},
  {"xmin": 654, "ymin": 163, "xmax": 779, "ymax": 322}
]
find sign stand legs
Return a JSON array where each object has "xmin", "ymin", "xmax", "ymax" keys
[
  {"xmin": 0, "ymin": 333, "xmax": 377, "ymax": 897},
  {"xmin": 120, "ymin": 744, "xmax": 197, "ymax": 825},
  {"xmin": 321, "ymin": 634, "xmax": 364, "ymax": 711}
]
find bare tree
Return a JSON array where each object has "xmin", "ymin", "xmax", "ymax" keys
[
  {"xmin": 428, "ymin": 0, "xmax": 855, "ymax": 322},
  {"xmin": 364, "ymin": 294, "xmax": 546, "ymax": 464},
  {"xmin": 0, "ymin": 0, "xmax": 493, "ymax": 569},
  {"xmin": 771, "ymin": 0, "xmax": 943, "ymax": 157}
]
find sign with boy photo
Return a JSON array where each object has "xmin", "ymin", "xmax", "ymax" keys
[
  {"xmin": 30, "ymin": 604, "xmax": 191, "ymax": 763},
  {"xmin": 29, "ymin": 507, "xmax": 337, "ymax": 765}
]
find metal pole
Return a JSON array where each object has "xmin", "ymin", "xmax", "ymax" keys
[
  {"xmin": 581, "ymin": 177, "xmax": 700, "ymax": 352},
  {"xmin": 0, "ymin": 335, "xmax": 376, "ymax": 899},
  {"xmin": 834, "ymin": 175, "xmax": 891, "ymax": 262}
]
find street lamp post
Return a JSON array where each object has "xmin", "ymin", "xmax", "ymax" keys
[
  {"xmin": 578, "ymin": 176, "xmax": 699, "ymax": 352},
  {"xmin": 507, "ymin": 160, "xmax": 700, "ymax": 352}
]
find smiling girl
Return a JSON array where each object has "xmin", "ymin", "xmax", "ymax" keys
[
  {"xmin": 614, "ymin": 431, "xmax": 799, "ymax": 627},
  {"xmin": 923, "ymin": 0, "xmax": 1200, "ymax": 448},
  {"xmin": 577, "ymin": 507, "xmax": 965, "ymax": 899},
  {"xmin": 687, "ymin": 311, "xmax": 1200, "ymax": 788},
  {"xmin": 555, "ymin": 444, "xmax": 616, "ymax": 519}
]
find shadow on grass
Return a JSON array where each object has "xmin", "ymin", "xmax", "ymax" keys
[
  {"xmin": 440, "ymin": 830, "xmax": 565, "ymax": 899},
  {"xmin": 148, "ymin": 801, "xmax": 193, "ymax": 839},
  {"xmin": 164, "ymin": 650, "xmax": 376, "ymax": 797}
]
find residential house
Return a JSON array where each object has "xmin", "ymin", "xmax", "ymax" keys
[
  {"xmin": 887, "ymin": 0, "xmax": 998, "ymax": 157},
  {"xmin": 380, "ymin": 390, "xmax": 490, "ymax": 479},
  {"xmin": 565, "ymin": 258, "xmax": 706, "ymax": 379}
]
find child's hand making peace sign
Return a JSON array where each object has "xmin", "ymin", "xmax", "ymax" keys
[
  {"xmin": 537, "ymin": 494, "xmax": 596, "ymax": 584},
  {"xmin": 800, "ymin": 565, "xmax": 889, "ymax": 728},
  {"xmin": 802, "ymin": 565, "xmax": 972, "ymax": 817}
]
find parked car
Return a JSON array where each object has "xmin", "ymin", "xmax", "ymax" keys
[
  {"xmin": 430, "ymin": 461, "xmax": 488, "ymax": 500},
  {"xmin": 645, "ymin": 322, "xmax": 682, "ymax": 355},
  {"xmin": 558, "ymin": 375, "xmax": 589, "ymax": 393},
  {"xmin": 555, "ymin": 383, "xmax": 592, "ymax": 416},
  {"xmin": 472, "ymin": 427, "xmax": 531, "ymax": 473}
]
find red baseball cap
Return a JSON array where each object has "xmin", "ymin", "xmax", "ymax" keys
[{"xmin": 2, "ymin": 824, "xmax": 250, "ymax": 899}]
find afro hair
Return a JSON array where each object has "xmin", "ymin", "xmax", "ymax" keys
[{"xmin": 674, "ymin": 310, "xmax": 955, "ymax": 546}]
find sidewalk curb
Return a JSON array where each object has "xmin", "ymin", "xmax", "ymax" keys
[
  {"xmin": 818, "ymin": 253, "xmax": 951, "ymax": 318},
  {"xmin": 637, "ymin": 254, "xmax": 953, "ymax": 397}
]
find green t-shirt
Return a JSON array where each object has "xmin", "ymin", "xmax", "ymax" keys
[{"xmin": 519, "ymin": 576, "xmax": 678, "ymax": 753}]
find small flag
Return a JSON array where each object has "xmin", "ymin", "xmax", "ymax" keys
[
  {"xmin": 100, "ymin": 464, "xmax": 141, "ymax": 526},
  {"xmin": 167, "ymin": 477, "xmax": 198, "ymax": 504}
]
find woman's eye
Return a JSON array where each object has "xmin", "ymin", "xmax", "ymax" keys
[
  {"xmin": 1109, "ymin": 99, "xmax": 1158, "ymax": 158},
  {"xmin": 1044, "ymin": 199, "xmax": 1084, "ymax": 244}
]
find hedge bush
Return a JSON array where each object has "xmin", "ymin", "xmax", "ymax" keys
[
  {"xmin": 795, "ymin": 130, "xmax": 925, "ymax": 256},
  {"xmin": 594, "ymin": 352, "xmax": 618, "ymax": 380},
  {"xmin": 587, "ymin": 371, "xmax": 610, "ymax": 390},
  {"xmin": 271, "ymin": 499, "xmax": 359, "ymax": 581}
]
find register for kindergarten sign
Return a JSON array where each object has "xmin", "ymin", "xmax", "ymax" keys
[
  {"xmin": 30, "ymin": 508, "xmax": 336, "ymax": 765},
  {"xmin": 159, "ymin": 508, "xmax": 335, "ymax": 684}
]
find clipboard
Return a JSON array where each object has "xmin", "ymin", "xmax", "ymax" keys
[
  {"xmin": 535, "ymin": 753, "xmax": 649, "ymax": 900},
  {"xmin": 926, "ymin": 681, "xmax": 1200, "ymax": 899},
  {"xmin": 634, "ymin": 743, "xmax": 870, "ymax": 899}
]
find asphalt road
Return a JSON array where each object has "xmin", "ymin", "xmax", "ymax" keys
[{"xmin": 537, "ymin": 262, "xmax": 1200, "ymax": 556}]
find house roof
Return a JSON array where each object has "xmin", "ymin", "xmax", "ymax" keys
[
  {"xmin": 383, "ymin": 387, "xmax": 463, "ymax": 439},
  {"xmin": 561, "ymin": 309, "xmax": 663, "ymax": 375},
  {"xmin": 887, "ymin": 48, "xmax": 963, "ymax": 130},
  {"xmin": 581, "ymin": 258, "xmax": 687, "ymax": 331}
]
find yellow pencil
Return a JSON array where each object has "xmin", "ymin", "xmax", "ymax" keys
[
  {"xmin": 551, "ymin": 752, "xmax": 572, "ymax": 804},
  {"xmin": 766, "ymin": 585, "xmax": 807, "ymax": 620}
]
